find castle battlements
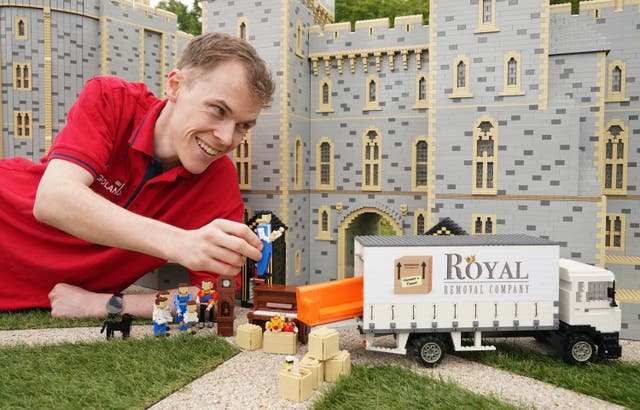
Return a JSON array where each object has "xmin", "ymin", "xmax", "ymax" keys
[{"xmin": 308, "ymin": 14, "xmax": 428, "ymax": 76}]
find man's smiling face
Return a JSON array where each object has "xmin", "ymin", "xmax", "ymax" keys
[{"xmin": 162, "ymin": 60, "xmax": 263, "ymax": 174}]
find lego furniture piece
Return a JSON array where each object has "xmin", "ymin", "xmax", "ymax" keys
[
  {"xmin": 299, "ymin": 354, "xmax": 324, "ymax": 389},
  {"xmin": 324, "ymin": 350, "xmax": 351, "ymax": 382},
  {"xmin": 279, "ymin": 368, "xmax": 313, "ymax": 402},
  {"xmin": 308, "ymin": 327, "xmax": 339, "ymax": 361},
  {"xmin": 296, "ymin": 276, "xmax": 364, "ymax": 327},
  {"xmin": 235, "ymin": 323, "xmax": 262, "ymax": 350},
  {"xmin": 247, "ymin": 283, "xmax": 309, "ymax": 342},
  {"xmin": 263, "ymin": 330, "xmax": 297, "ymax": 355},
  {"xmin": 216, "ymin": 275, "xmax": 236, "ymax": 337},
  {"xmin": 247, "ymin": 283, "xmax": 298, "ymax": 326}
]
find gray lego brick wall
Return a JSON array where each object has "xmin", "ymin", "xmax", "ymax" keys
[
  {"xmin": 433, "ymin": 199, "xmax": 602, "ymax": 263},
  {"xmin": 431, "ymin": 0, "xmax": 546, "ymax": 107},
  {"xmin": 620, "ymin": 302, "xmax": 640, "ymax": 341}
]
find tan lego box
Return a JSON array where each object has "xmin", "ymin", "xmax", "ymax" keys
[
  {"xmin": 263, "ymin": 331, "xmax": 297, "ymax": 355},
  {"xmin": 278, "ymin": 368, "xmax": 313, "ymax": 402},
  {"xmin": 300, "ymin": 353, "xmax": 324, "ymax": 389},
  {"xmin": 308, "ymin": 327, "xmax": 339, "ymax": 361},
  {"xmin": 235, "ymin": 323, "xmax": 262, "ymax": 351},
  {"xmin": 324, "ymin": 350, "xmax": 351, "ymax": 382}
]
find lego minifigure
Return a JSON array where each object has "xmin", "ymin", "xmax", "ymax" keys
[
  {"xmin": 153, "ymin": 297, "xmax": 170, "ymax": 337},
  {"xmin": 181, "ymin": 300, "xmax": 199, "ymax": 334},
  {"xmin": 173, "ymin": 283, "xmax": 193, "ymax": 325},
  {"xmin": 284, "ymin": 355, "xmax": 299, "ymax": 374},
  {"xmin": 196, "ymin": 279, "xmax": 218, "ymax": 329},
  {"xmin": 255, "ymin": 214, "xmax": 285, "ymax": 278}
]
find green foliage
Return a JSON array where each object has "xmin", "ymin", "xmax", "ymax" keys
[
  {"xmin": 312, "ymin": 364, "xmax": 518, "ymax": 410},
  {"xmin": 459, "ymin": 340, "xmax": 640, "ymax": 410},
  {"xmin": 335, "ymin": 0, "xmax": 429, "ymax": 28},
  {"xmin": 157, "ymin": 0, "xmax": 202, "ymax": 36},
  {"xmin": 0, "ymin": 334, "xmax": 237, "ymax": 409}
]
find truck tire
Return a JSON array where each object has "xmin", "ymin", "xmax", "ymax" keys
[
  {"xmin": 413, "ymin": 336, "xmax": 445, "ymax": 367},
  {"xmin": 564, "ymin": 335, "xmax": 595, "ymax": 364}
]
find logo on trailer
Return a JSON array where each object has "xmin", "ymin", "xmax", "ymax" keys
[{"xmin": 393, "ymin": 256, "xmax": 432, "ymax": 294}]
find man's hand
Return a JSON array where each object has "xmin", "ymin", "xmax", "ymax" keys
[
  {"xmin": 49, "ymin": 283, "xmax": 110, "ymax": 318},
  {"xmin": 173, "ymin": 219, "xmax": 263, "ymax": 275}
]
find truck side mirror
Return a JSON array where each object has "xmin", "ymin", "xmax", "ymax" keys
[{"xmin": 608, "ymin": 280, "xmax": 618, "ymax": 308}]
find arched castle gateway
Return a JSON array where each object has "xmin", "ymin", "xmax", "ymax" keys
[{"xmin": 1, "ymin": 0, "xmax": 639, "ymax": 338}]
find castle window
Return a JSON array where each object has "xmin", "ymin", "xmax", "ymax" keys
[
  {"xmin": 606, "ymin": 60, "xmax": 629, "ymax": 102},
  {"xmin": 16, "ymin": 18, "xmax": 28, "ymax": 40},
  {"xmin": 473, "ymin": 118, "xmax": 498, "ymax": 194},
  {"xmin": 316, "ymin": 138, "xmax": 334, "ymax": 189},
  {"xmin": 415, "ymin": 209, "xmax": 427, "ymax": 235},
  {"xmin": 317, "ymin": 77, "xmax": 334, "ymax": 113},
  {"xmin": 450, "ymin": 56, "xmax": 473, "ymax": 98},
  {"xmin": 316, "ymin": 206, "xmax": 332, "ymax": 241},
  {"xmin": 476, "ymin": 0, "xmax": 499, "ymax": 33},
  {"xmin": 500, "ymin": 52, "xmax": 524, "ymax": 96},
  {"xmin": 14, "ymin": 111, "xmax": 32, "ymax": 139},
  {"xmin": 364, "ymin": 75, "xmax": 381, "ymax": 111},
  {"xmin": 605, "ymin": 214, "xmax": 625, "ymax": 249},
  {"xmin": 412, "ymin": 137, "xmax": 428, "ymax": 191},
  {"xmin": 457, "ymin": 62, "xmax": 466, "ymax": 88},
  {"xmin": 13, "ymin": 63, "xmax": 31, "ymax": 90},
  {"xmin": 237, "ymin": 18, "xmax": 249, "ymax": 40},
  {"xmin": 363, "ymin": 128, "xmax": 381, "ymax": 191},
  {"xmin": 295, "ymin": 22, "xmax": 304, "ymax": 58},
  {"xmin": 472, "ymin": 214, "xmax": 496, "ymax": 235},
  {"xmin": 234, "ymin": 131, "xmax": 251, "ymax": 189},
  {"xmin": 603, "ymin": 122, "xmax": 627, "ymax": 194},
  {"xmin": 413, "ymin": 73, "xmax": 429, "ymax": 108}
]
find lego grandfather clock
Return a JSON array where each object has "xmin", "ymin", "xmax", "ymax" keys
[{"xmin": 216, "ymin": 275, "xmax": 236, "ymax": 336}]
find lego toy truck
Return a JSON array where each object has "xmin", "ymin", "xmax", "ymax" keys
[{"xmin": 354, "ymin": 234, "xmax": 622, "ymax": 366}]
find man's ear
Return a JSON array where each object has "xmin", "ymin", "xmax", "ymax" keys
[{"xmin": 166, "ymin": 70, "xmax": 182, "ymax": 102}]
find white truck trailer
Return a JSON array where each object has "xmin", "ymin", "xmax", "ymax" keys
[{"xmin": 354, "ymin": 234, "xmax": 622, "ymax": 366}]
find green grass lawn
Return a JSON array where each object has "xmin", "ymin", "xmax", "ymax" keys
[
  {"xmin": 0, "ymin": 334, "xmax": 238, "ymax": 409},
  {"xmin": 312, "ymin": 364, "xmax": 522, "ymax": 410},
  {"xmin": 2, "ymin": 311, "xmax": 637, "ymax": 409},
  {"xmin": 0, "ymin": 309, "xmax": 149, "ymax": 330},
  {"xmin": 456, "ymin": 340, "xmax": 640, "ymax": 410}
]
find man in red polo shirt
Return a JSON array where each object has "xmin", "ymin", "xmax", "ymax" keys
[{"xmin": 0, "ymin": 32, "xmax": 275, "ymax": 318}]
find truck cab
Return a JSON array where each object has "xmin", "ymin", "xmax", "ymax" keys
[{"xmin": 556, "ymin": 258, "xmax": 622, "ymax": 363}]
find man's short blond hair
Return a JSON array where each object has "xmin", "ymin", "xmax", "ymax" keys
[{"xmin": 178, "ymin": 32, "xmax": 275, "ymax": 108}]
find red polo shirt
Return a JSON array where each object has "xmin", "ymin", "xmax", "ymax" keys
[{"xmin": 0, "ymin": 77, "xmax": 244, "ymax": 311}]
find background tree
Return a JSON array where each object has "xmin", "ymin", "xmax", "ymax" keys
[
  {"xmin": 335, "ymin": 0, "xmax": 429, "ymax": 27},
  {"xmin": 157, "ymin": 0, "xmax": 201, "ymax": 35}
]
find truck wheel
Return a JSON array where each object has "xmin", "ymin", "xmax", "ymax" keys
[
  {"xmin": 564, "ymin": 335, "xmax": 595, "ymax": 364},
  {"xmin": 413, "ymin": 336, "xmax": 445, "ymax": 367}
]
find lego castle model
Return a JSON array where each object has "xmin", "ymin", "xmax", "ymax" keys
[{"xmin": 1, "ymin": 0, "xmax": 638, "ymax": 338}]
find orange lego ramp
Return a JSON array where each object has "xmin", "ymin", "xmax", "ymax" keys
[{"xmin": 296, "ymin": 276, "xmax": 363, "ymax": 327}]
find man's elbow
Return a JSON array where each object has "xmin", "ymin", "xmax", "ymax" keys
[{"xmin": 33, "ymin": 187, "xmax": 57, "ymax": 224}]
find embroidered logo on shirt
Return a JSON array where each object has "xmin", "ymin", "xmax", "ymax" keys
[{"xmin": 96, "ymin": 174, "xmax": 126, "ymax": 196}]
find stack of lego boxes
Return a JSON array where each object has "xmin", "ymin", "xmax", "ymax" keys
[{"xmin": 279, "ymin": 327, "xmax": 351, "ymax": 402}]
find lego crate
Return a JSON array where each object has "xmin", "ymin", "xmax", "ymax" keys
[
  {"xmin": 300, "ymin": 353, "xmax": 324, "ymax": 389},
  {"xmin": 325, "ymin": 350, "xmax": 351, "ymax": 382},
  {"xmin": 308, "ymin": 327, "xmax": 339, "ymax": 361},
  {"xmin": 263, "ymin": 331, "xmax": 297, "ymax": 355},
  {"xmin": 235, "ymin": 323, "xmax": 262, "ymax": 351},
  {"xmin": 278, "ymin": 368, "xmax": 313, "ymax": 402}
]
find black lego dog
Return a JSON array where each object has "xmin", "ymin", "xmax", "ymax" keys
[{"xmin": 100, "ymin": 313, "xmax": 134, "ymax": 340}]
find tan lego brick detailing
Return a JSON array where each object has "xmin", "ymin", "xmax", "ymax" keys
[
  {"xmin": 538, "ymin": 0, "xmax": 550, "ymax": 110},
  {"xmin": 606, "ymin": 255, "xmax": 640, "ymax": 265},
  {"xmin": 596, "ymin": 195, "xmax": 607, "ymax": 267},
  {"xmin": 43, "ymin": 8, "xmax": 53, "ymax": 153},
  {"xmin": 426, "ymin": 0, "xmax": 439, "ymax": 231},
  {"xmin": 617, "ymin": 289, "xmax": 640, "ymax": 304},
  {"xmin": 101, "ymin": 16, "xmax": 109, "ymax": 76}
]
